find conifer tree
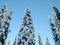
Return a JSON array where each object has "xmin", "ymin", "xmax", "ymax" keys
[
  {"xmin": 49, "ymin": 3, "xmax": 60, "ymax": 45},
  {"xmin": 38, "ymin": 34, "xmax": 43, "ymax": 45},
  {"xmin": 7, "ymin": 40, "xmax": 10, "ymax": 45},
  {"xmin": 13, "ymin": 36, "xmax": 18, "ymax": 45},
  {"xmin": 0, "ymin": 4, "xmax": 13, "ymax": 45},
  {"xmin": 45, "ymin": 37, "xmax": 50, "ymax": 45},
  {"xmin": 17, "ymin": 8, "xmax": 35, "ymax": 45}
]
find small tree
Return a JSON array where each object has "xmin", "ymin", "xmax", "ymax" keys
[
  {"xmin": 13, "ymin": 36, "xmax": 18, "ymax": 45},
  {"xmin": 7, "ymin": 40, "xmax": 10, "ymax": 45},
  {"xmin": 38, "ymin": 34, "xmax": 43, "ymax": 45},
  {"xmin": 45, "ymin": 37, "xmax": 50, "ymax": 45}
]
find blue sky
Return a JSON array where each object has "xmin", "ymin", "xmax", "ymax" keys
[{"xmin": 0, "ymin": 0, "xmax": 60, "ymax": 45}]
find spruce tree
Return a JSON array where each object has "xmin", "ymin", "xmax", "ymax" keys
[
  {"xmin": 45, "ymin": 37, "xmax": 50, "ymax": 45},
  {"xmin": 0, "ymin": 4, "xmax": 13, "ymax": 45},
  {"xmin": 38, "ymin": 34, "xmax": 43, "ymax": 45},
  {"xmin": 13, "ymin": 36, "xmax": 18, "ymax": 45},
  {"xmin": 49, "ymin": 3, "xmax": 60, "ymax": 45},
  {"xmin": 17, "ymin": 8, "xmax": 35, "ymax": 45},
  {"xmin": 7, "ymin": 40, "xmax": 10, "ymax": 45}
]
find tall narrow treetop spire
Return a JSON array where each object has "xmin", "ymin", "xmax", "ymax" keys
[
  {"xmin": 26, "ymin": 8, "xmax": 30, "ymax": 13},
  {"xmin": 51, "ymin": 3, "xmax": 59, "ymax": 13}
]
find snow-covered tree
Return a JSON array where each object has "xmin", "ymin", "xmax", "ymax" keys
[
  {"xmin": 13, "ymin": 36, "xmax": 18, "ymax": 45},
  {"xmin": 45, "ymin": 37, "xmax": 50, "ymax": 45},
  {"xmin": 49, "ymin": 3, "xmax": 60, "ymax": 45},
  {"xmin": 7, "ymin": 40, "xmax": 10, "ymax": 45},
  {"xmin": 49, "ymin": 16, "xmax": 59, "ymax": 41},
  {"xmin": 17, "ymin": 8, "xmax": 35, "ymax": 45},
  {"xmin": 38, "ymin": 34, "xmax": 43, "ymax": 45},
  {"xmin": 0, "ymin": 4, "xmax": 13, "ymax": 45}
]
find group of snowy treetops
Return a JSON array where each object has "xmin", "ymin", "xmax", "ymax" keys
[{"xmin": 0, "ymin": 4, "xmax": 60, "ymax": 45}]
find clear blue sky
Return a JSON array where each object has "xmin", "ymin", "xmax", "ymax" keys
[{"xmin": 0, "ymin": 0, "xmax": 60, "ymax": 45}]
